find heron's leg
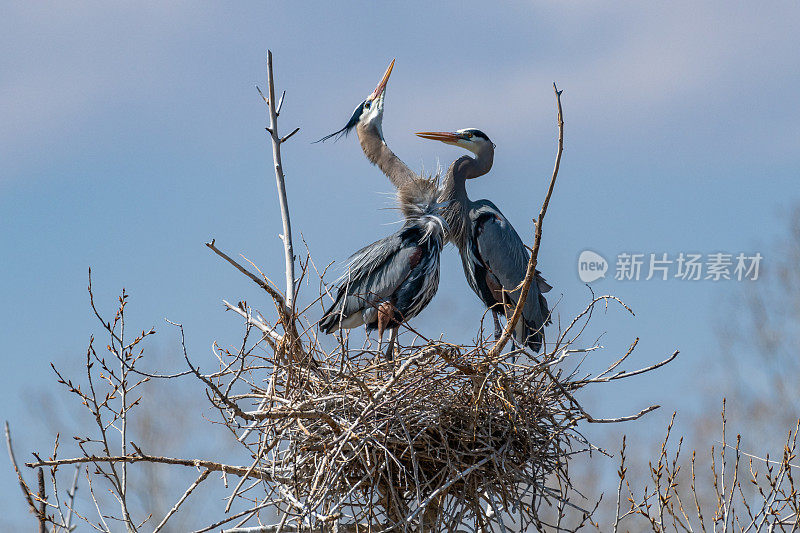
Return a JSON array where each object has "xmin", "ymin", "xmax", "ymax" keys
[
  {"xmin": 500, "ymin": 292, "xmax": 526, "ymax": 352},
  {"xmin": 363, "ymin": 325, "xmax": 373, "ymax": 351},
  {"xmin": 384, "ymin": 327, "xmax": 398, "ymax": 362},
  {"xmin": 376, "ymin": 302, "xmax": 392, "ymax": 358},
  {"xmin": 492, "ymin": 310, "xmax": 503, "ymax": 341}
]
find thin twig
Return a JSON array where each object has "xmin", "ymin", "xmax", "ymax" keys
[
  {"xmin": 37, "ymin": 468, "xmax": 46, "ymax": 533},
  {"xmin": 488, "ymin": 82, "xmax": 564, "ymax": 359},
  {"xmin": 5, "ymin": 422, "xmax": 42, "ymax": 521},
  {"xmin": 63, "ymin": 464, "xmax": 80, "ymax": 532},
  {"xmin": 27, "ymin": 454, "xmax": 272, "ymax": 481},
  {"xmin": 153, "ymin": 469, "xmax": 210, "ymax": 533}
]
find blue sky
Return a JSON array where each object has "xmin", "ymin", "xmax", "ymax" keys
[{"xmin": 2, "ymin": 1, "xmax": 799, "ymax": 527}]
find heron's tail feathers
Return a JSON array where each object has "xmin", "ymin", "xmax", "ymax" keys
[
  {"xmin": 318, "ymin": 307, "xmax": 340, "ymax": 334},
  {"xmin": 319, "ymin": 291, "xmax": 347, "ymax": 334},
  {"xmin": 515, "ymin": 317, "xmax": 545, "ymax": 354}
]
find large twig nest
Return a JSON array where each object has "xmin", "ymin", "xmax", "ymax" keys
[{"xmin": 247, "ymin": 338, "xmax": 592, "ymax": 530}]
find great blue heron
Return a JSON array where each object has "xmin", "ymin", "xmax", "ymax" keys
[
  {"xmin": 318, "ymin": 63, "xmax": 551, "ymax": 352},
  {"xmin": 319, "ymin": 178, "xmax": 447, "ymax": 361},
  {"xmin": 416, "ymin": 129, "xmax": 552, "ymax": 353},
  {"xmin": 316, "ymin": 59, "xmax": 417, "ymax": 189}
]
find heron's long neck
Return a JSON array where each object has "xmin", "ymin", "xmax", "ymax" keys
[
  {"xmin": 357, "ymin": 122, "xmax": 416, "ymax": 189},
  {"xmin": 441, "ymin": 159, "xmax": 471, "ymax": 249},
  {"xmin": 440, "ymin": 150, "xmax": 493, "ymax": 248}
]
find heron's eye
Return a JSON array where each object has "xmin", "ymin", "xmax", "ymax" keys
[
  {"xmin": 364, "ymin": 101, "xmax": 371, "ymax": 110},
  {"xmin": 465, "ymin": 132, "xmax": 473, "ymax": 139}
]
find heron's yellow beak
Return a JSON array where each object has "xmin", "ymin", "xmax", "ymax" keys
[
  {"xmin": 415, "ymin": 131, "xmax": 462, "ymax": 144},
  {"xmin": 369, "ymin": 58, "xmax": 395, "ymax": 100}
]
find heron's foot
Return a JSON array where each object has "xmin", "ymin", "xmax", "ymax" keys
[
  {"xmin": 384, "ymin": 341, "xmax": 394, "ymax": 362},
  {"xmin": 492, "ymin": 312, "xmax": 503, "ymax": 342}
]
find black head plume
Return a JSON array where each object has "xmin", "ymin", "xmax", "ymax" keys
[{"xmin": 314, "ymin": 100, "xmax": 366, "ymax": 143}]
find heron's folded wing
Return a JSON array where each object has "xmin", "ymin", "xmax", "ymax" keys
[
  {"xmin": 475, "ymin": 214, "xmax": 549, "ymax": 324},
  {"xmin": 340, "ymin": 233, "xmax": 402, "ymax": 283},
  {"xmin": 335, "ymin": 234, "xmax": 416, "ymax": 313},
  {"xmin": 393, "ymin": 244, "xmax": 440, "ymax": 320},
  {"xmin": 474, "ymin": 214, "xmax": 528, "ymax": 294}
]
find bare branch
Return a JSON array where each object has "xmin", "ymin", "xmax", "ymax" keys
[
  {"xmin": 37, "ymin": 468, "xmax": 46, "ymax": 533},
  {"xmin": 488, "ymin": 82, "xmax": 564, "ymax": 359},
  {"xmin": 280, "ymin": 127, "xmax": 300, "ymax": 144},
  {"xmin": 5, "ymin": 421, "xmax": 42, "ymax": 522},
  {"xmin": 26, "ymin": 454, "xmax": 272, "ymax": 482},
  {"xmin": 63, "ymin": 464, "xmax": 80, "ymax": 532},
  {"xmin": 206, "ymin": 239, "xmax": 286, "ymax": 307},
  {"xmin": 153, "ymin": 469, "xmax": 210, "ymax": 533},
  {"xmin": 584, "ymin": 404, "xmax": 661, "ymax": 424},
  {"xmin": 264, "ymin": 49, "xmax": 296, "ymax": 309},
  {"xmin": 189, "ymin": 502, "xmax": 272, "ymax": 533},
  {"xmin": 276, "ymin": 89, "xmax": 285, "ymax": 115},
  {"xmin": 222, "ymin": 299, "xmax": 283, "ymax": 343},
  {"xmin": 582, "ymin": 349, "xmax": 680, "ymax": 384}
]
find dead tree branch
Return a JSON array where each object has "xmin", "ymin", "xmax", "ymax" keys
[
  {"xmin": 488, "ymin": 82, "xmax": 564, "ymax": 359},
  {"xmin": 6, "ymin": 422, "xmax": 45, "ymax": 522},
  {"xmin": 26, "ymin": 453, "xmax": 272, "ymax": 482},
  {"xmin": 262, "ymin": 49, "xmax": 297, "ymax": 311}
]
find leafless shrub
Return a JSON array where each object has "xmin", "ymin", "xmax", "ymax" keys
[
  {"xmin": 613, "ymin": 401, "xmax": 800, "ymax": 532},
  {"xmin": 715, "ymin": 206, "xmax": 800, "ymax": 438}
]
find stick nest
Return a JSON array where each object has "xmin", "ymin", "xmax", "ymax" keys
[{"xmin": 238, "ymin": 333, "xmax": 598, "ymax": 531}]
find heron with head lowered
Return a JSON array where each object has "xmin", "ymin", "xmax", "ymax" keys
[{"xmin": 416, "ymin": 128, "xmax": 552, "ymax": 353}]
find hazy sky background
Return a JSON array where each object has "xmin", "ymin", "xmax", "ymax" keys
[{"xmin": 2, "ymin": 1, "xmax": 799, "ymax": 528}]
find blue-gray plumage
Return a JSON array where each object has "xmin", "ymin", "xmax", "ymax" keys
[
  {"xmin": 316, "ymin": 61, "xmax": 550, "ymax": 352},
  {"xmin": 319, "ymin": 178, "xmax": 447, "ymax": 360},
  {"xmin": 417, "ymin": 129, "xmax": 552, "ymax": 353}
]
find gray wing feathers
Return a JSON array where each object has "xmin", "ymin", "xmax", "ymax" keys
[
  {"xmin": 474, "ymin": 215, "xmax": 528, "ymax": 301},
  {"xmin": 473, "ymin": 207, "xmax": 550, "ymax": 342},
  {"xmin": 322, "ymin": 235, "xmax": 414, "ymax": 330},
  {"xmin": 339, "ymin": 233, "xmax": 403, "ymax": 283}
]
